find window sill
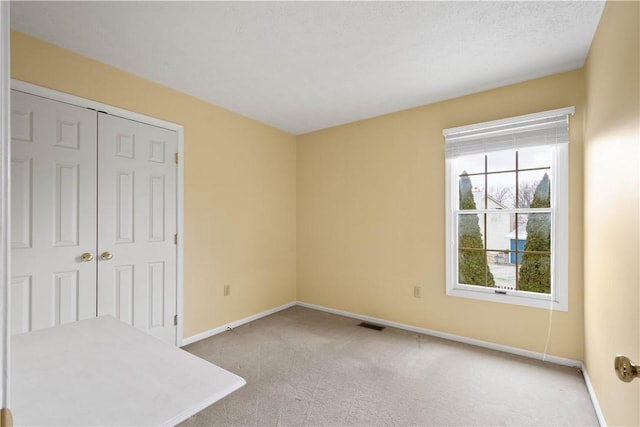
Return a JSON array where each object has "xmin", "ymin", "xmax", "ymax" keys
[{"xmin": 447, "ymin": 286, "xmax": 568, "ymax": 311}]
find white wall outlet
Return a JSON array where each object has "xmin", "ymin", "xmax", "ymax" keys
[
  {"xmin": 224, "ymin": 284, "xmax": 230, "ymax": 296},
  {"xmin": 414, "ymin": 286, "xmax": 422, "ymax": 298}
]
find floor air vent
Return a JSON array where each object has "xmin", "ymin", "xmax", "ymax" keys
[{"xmin": 358, "ymin": 322, "xmax": 385, "ymax": 331}]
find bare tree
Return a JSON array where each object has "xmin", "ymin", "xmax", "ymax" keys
[
  {"xmin": 488, "ymin": 186, "xmax": 513, "ymax": 207},
  {"xmin": 488, "ymin": 180, "xmax": 540, "ymax": 209},
  {"xmin": 517, "ymin": 181, "xmax": 539, "ymax": 208}
]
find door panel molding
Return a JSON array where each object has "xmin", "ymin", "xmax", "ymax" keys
[{"xmin": 10, "ymin": 79, "xmax": 185, "ymax": 346}]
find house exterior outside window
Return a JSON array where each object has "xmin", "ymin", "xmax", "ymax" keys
[{"xmin": 444, "ymin": 107, "xmax": 573, "ymax": 311}]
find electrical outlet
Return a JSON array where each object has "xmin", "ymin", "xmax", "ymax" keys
[
  {"xmin": 224, "ymin": 284, "xmax": 230, "ymax": 296},
  {"xmin": 414, "ymin": 286, "xmax": 422, "ymax": 298}
]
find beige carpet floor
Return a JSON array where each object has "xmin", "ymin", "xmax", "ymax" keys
[{"xmin": 180, "ymin": 306, "xmax": 598, "ymax": 426}]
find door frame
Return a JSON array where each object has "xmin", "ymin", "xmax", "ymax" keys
[
  {"xmin": 10, "ymin": 79, "xmax": 186, "ymax": 346},
  {"xmin": 1, "ymin": 0, "xmax": 11, "ymax": 412}
]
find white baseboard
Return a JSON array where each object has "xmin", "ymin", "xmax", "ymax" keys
[
  {"xmin": 184, "ymin": 299, "xmax": 583, "ymax": 367},
  {"xmin": 580, "ymin": 363, "xmax": 607, "ymax": 426},
  {"xmin": 180, "ymin": 302, "xmax": 296, "ymax": 346},
  {"xmin": 296, "ymin": 301, "xmax": 582, "ymax": 368},
  {"xmin": 180, "ymin": 299, "xmax": 604, "ymax": 426}
]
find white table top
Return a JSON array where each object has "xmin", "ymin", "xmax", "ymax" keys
[{"xmin": 11, "ymin": 316, "xmax": 245, "ymax": 426}]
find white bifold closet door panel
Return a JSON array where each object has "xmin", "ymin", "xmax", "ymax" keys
[
  {"xmin": 10, "ymin": 90, "xmax": 98, "ymax": 335},
  {"xmin": 97, "ymin": 113, "xmax": 177, "ymax": 345}
]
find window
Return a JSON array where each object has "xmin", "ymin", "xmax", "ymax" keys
[{"xmin": 444, "ymin": 107, "xmax": 573, "ymax": 311}]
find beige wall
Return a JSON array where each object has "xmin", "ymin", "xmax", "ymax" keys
[
  {"xmin": 297, "ymin": 71, "xmax": 586, "ymax": 360},
  {"xmin": 10, "ymin": 31, "xmax": 297, "ymax": 339},
  {"xmin": 584, "ymin": 1, "xmax": 640, "ymax": 425}
]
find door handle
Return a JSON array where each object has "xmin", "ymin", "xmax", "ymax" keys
[
  {"xmin": 100, "ymin": 251, "xmax": 113, "ymax": 261},
  {"xmin": 80, "ymin": 252, "xmax": 94, "ymax": 262},
  {"xmin": 614, "ymin": 355, "xmax": 640, "ymax": 382}
]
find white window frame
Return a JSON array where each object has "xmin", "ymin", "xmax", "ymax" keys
[{"xmin": 444, "ymin": 108, "xmax": 573, "ymax": 311}]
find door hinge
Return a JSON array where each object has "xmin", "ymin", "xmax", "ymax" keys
[
  {"xmin": 174, "ymin": 234, "xmax": 178, "ymax": 244},
  {"xmin": 175, "ymin": 152, "xmax": 179, "ymax": 164},
  {"xmin": 174, "ymin": 314, "xmax": 178, "ymax": 326}
]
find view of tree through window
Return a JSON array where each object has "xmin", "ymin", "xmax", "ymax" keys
[
  {"xmin": 458, "ymin": 172, "xmax": 495, "ymax": 287},
  {"xmin": 456, "ymin": 147, "xmax": 552, "ymax": 293}
]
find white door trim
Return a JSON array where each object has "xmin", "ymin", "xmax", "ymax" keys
[
  {"xmin": 1, "ymin": 1, "xmax": 11, "ymax": 409},
  {"xmin": 10, "ymin": 79, "xmax": 185, "ymax": 346}
]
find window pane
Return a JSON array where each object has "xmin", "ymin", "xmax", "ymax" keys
[
  {"xmin": 488, "ymin": 252, "xmax": 516, "ymax": 290},
  {"xmin": 517, "ymin": 210, "xmax": 551, "ymax": 294},
  {"xmin": 458, "ymin": 249, "xmax": 493, "ymax": 287},
  {"xmin": 471, "ymin": 187, "xmax": 486, "ymax": 210},
  {"xmin": 458, "ymin": 213, "xmax": 485, "ymax": 249},
  {"xmin": 486, "ymin": 212, "xmax": 512, "ymax": 251},
  {"xmin": 487, "ymin": 149, "xmax": 515, "ymax": 173},
  {"xmin": 518, "ymin": 253, "xmax": 551, "ymax": 294},
  {"xmin": 458, "ymin": 153, "xmax": 485, "ymax": 175},
  {"xmin": 516, "ymin": 169, "xmax": 551, "ymax": 208},
  {"xmin": 487, "ymin": 172, "xmax": 515, "ymax": 209},
  {"xmin": 510, "ymin": 214, "xmax": 526, "ymax": 263},
  {"xmin": 518, "ymin": 146, "xmax": 552, "ymax": 170},
  {"xmin": 459, "ymin": 174, "xmax": 484, "ymax": 209},
  {"xmin": 519, "ymin": 213, "xmax": 551, "ymax": 253},
  {"xmin": 509, "ymin": 214, "xmax": 529, "ymax": 244}
]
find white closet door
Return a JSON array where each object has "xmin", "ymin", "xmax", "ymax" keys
[
  {"xmin": 10, "ymin": 90, "xmax": 98, "ymax": 335},
  {"xmin": 97, "ymin": 113, "xmax": 177, "ymax": 345}
]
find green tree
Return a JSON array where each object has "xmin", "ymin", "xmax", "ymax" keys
[
  {"xmin": 518, "ymin": 173, "xmax": 551, "ymax": 293},
  {"xmin": 458, "ymin": 172, "xmax": 494, "ymax": 286}
]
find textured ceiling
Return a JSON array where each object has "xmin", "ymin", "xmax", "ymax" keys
[{"xmin": 10, "ymin": 1, "xmax": 605, "ymax": 135}]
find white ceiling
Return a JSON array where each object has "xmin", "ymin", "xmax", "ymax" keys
[{"xmin": 10, "ymin": 1, "xmax": 605, "ymax": 135}]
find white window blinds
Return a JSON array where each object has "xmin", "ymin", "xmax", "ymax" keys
[{"xmin": 443, "ymin": 106, "xmax": 574, "ymax": 158}]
